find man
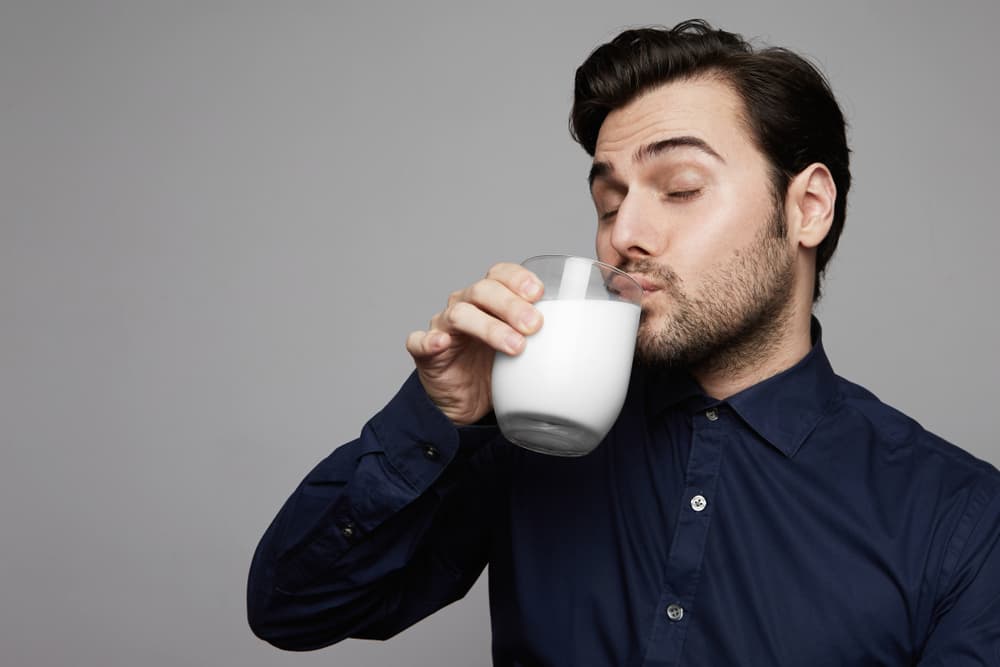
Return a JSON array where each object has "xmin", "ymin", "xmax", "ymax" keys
[{"xmin": 248, "ymin": 20, "xmax": 1000, "ymax": 665}]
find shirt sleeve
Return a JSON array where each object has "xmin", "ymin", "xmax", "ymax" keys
[
  {"xmin": 916, "ymin": 477, "xmax": 1000, "ymax": 665},
  {"xmin": 246, "ymin": 372, "xmax": 507, "ymax": 651}
]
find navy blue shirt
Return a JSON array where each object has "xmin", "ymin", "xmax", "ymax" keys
[{"xmin": 248, "ymin": 321, "xmax": 1000, "ymax": 665}]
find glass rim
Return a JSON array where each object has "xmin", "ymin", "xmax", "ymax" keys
[{"xmin": 520, "ymin": 254, "xmax": 641, "ymax": 290}]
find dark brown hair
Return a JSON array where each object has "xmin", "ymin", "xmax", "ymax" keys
[{"xmin": 571, "ymin": 19, "xmax": 851, "ymax": 302}]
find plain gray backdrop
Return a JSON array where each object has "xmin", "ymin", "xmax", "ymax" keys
[{"xmin": 2, "ymin": 1, "xmax": 998, "ymax": 666}]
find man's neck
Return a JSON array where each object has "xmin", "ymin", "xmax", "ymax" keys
[{"xmin": 691, "ymin": 306, "xmax": 813, "ymax": 401}]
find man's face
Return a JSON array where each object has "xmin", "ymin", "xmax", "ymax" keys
[{"xmin": 590, "ymin": 76, "xmax": 797, "ymax": 370}]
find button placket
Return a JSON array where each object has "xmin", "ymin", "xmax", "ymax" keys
[{"xmin": 643, "ymin": 407, "xmax": 727, "ymax": 665}]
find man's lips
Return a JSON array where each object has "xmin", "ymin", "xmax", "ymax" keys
[{"xmin": 628, "ymin": 274, "xmax": 663, "ymax": 294}]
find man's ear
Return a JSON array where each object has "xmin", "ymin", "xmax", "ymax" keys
[{"xmin": 786, "ymin": 163, "xmax": 836, "ymax": 249}]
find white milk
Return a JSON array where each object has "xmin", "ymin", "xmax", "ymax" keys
[{"xmin": 491, "ymin": 299, "xmax": 640, "ymax": 456}]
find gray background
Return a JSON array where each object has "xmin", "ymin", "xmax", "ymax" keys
[{"xmin": 2, "ymin": 1, "xmax": 997, "ymax": 665}]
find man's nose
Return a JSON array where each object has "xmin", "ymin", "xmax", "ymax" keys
[{"xmin": 609, "ymin": 191, "xmax": 666, "ymax": 260}]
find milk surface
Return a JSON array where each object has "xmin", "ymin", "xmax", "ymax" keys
[{"xmin": 491, "ymin": 299, "xmax": 640, "ymax": 454}]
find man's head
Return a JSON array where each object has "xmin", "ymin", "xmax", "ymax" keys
[
  {"xmin": 574, "ymin": 20, "xmax": 850, "ymax": 300},
  {"xmin": 572, "ymin": 20, "xmax": 851, "ymax": 373}
]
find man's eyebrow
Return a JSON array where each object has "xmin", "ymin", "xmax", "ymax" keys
[
  {"xmin": 588, "ymin": 161, "xmax": 613, "ymax": 189},
  {"xmin": 589, "ymin": 136, "xmax": 725, "ymax": 189},
  {"xmin": 634, "ymin": 136, "xmax": 725, "ymax": 165}
]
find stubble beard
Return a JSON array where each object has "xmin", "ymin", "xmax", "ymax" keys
[{"xmin": 629, "ymin": 208, "xmax": 797, "ymax": 377}]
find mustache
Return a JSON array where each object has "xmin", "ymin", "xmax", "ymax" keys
[{"xmin": 615, "ymin": 259, "xmax": 680, "ymax": 291}]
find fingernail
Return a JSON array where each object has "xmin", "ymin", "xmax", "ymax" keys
[
  {"xmin": 521, "ymin": 280, "xmax": 542, "ymax": 299},
  {"xmin": 505, "ymin": 332, "xmax": 524, "ymax": 353},
  {"xmin": 520, "ymin": 308, "xmax": 541, "ymax": 331}
]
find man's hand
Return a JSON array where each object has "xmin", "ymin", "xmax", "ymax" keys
[{"xmin": 405, "ymin": 262, "xmax": 544, "ymax": 425}]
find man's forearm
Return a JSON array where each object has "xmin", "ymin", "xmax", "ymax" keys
[{"xmin": 247, "ymin": 372, "xmax": 503, "ymax": 650}]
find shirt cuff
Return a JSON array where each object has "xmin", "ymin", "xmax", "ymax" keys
[{"xmin": 371, "ymin": 371, "xmax": 490, "ymax": 492}]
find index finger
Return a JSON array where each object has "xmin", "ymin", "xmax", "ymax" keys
[{"xmin": 484, "ymin": 262, "xmax": 544, "ymax": 302}]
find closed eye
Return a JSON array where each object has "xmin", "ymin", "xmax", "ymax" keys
[{"xmin": 668, "ymin": 189, "xmax": 701, "ymax": 200}]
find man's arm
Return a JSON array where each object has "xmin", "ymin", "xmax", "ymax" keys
[
  {"xmin": 248, "ymin": 260, "xmax": 539, "ymax": 650},
  {"xmin": 246, "ymin": 372, "xmax": 506, "ymax": 650},
  {"xmin": 916, "ymin": 480, "xmax": 1000, "ymax": 665}
]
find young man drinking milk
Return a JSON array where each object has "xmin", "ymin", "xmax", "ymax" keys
[{"xmin": 249, "ymin": 20, "xmax": 1000, "ymax": 666}]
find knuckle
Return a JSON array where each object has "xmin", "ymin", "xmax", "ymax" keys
[
  {"xmin": 444, "ymin": 302, "xmax": 464, "ymax": 326},
  {"xmin": 467, "ymin": 280, "xmax": 489, "ymax": 302},
  {"xmin": 452, "ymin": 300, "xmax": 475, "ymax": 319},
  {"xmin": 429, "ymin": 310, "xmax": 444, "ymax": 329},
  {"xmin": 484, "ymin": 262, "xmax": 511, "ymax": 280}
]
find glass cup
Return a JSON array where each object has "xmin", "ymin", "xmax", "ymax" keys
[{"xmin": 491, "ymin": 254, "xmax": 643, "ymax": 456}]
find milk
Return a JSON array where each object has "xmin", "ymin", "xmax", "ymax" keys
[{"xmin": 491, "ymin": 299, "xmax": 640, "ymax": 456}]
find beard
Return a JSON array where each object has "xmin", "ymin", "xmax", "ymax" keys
[{"xmin": 625, "ymin": 207, "xmax": 797, "ymax": 376}]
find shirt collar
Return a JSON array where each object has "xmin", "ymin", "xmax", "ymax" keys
[{"xmin": 641, "ymin": 317, "xmax": 839, "ymax": 458}]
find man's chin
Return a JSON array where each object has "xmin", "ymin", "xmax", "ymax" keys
[
  {"xmin": 634, "ymin": 331, "xmax": 686, "ymax": 370},
  {"xmin": 633, "ymin": 314, "xmax": 714, "ymax": 371}
]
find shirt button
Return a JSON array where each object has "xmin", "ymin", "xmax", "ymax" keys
[
  {"xmin": 423, "ymin": 445, "xmax": 440, "ymax": 461},
  {"xmin": 340, "ymin": 522, "xmax": 356, "ymax": 539},
  {"xmin": 666, "ymin": 604, "xmax": 684, "ymax": 622},
  {"xmin": 705, "ymin": 408, "xmax": 719, "ymax": 421},
  {"xmin": 690, "ymin": 494, "xmax": 708, "ymax": 512}
]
